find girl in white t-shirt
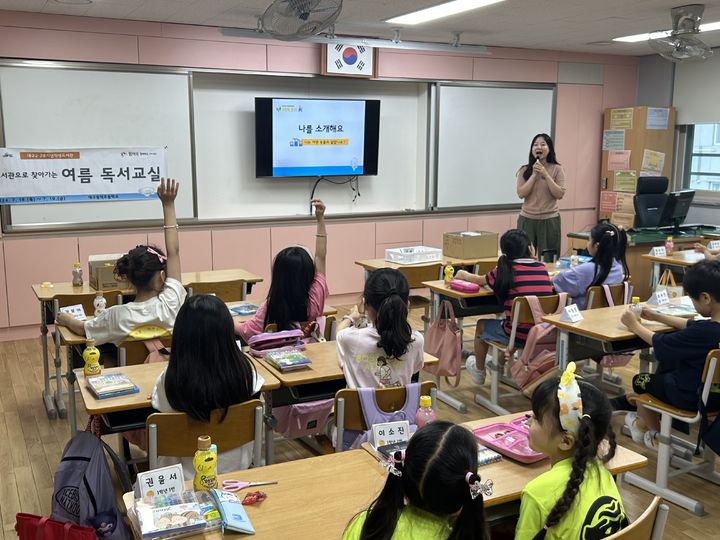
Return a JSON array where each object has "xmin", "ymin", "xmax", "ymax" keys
[
  {"xmin": 56, "ymin": 178, "xmax": 186, "ymax": 345},
  {"xmin": 152, "ymin": 294, "xmax": 264, "ymax": 477},
  {"xmin": 336, "ymin": 268, "xmax": 424, "ymax": 388}
]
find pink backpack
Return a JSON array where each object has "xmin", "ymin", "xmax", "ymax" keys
[
  {"xmin": 272, "ymin": 398, "xmax": 334, "ymax": 439},
  {"xmin": 509, "ymin": 293, "xmax": 567, "ymax": 390},
  {"xmin": 248, "ymin": 329, "xmax": 306, "ymax": 357},
  {"xmin": 423, "ymin": 300, "xmax": 462, "ymax": 387},
  {"xmin": 598, "ymin": 283, "xmax": 634, "ymax": 368}
]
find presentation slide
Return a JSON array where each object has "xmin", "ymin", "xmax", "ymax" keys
[{"xmin": 272, "ymin": 98, "xmax": 366, "ymax": 176}]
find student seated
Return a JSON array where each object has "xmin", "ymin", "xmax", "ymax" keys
[
  {"xmin": 56, "ymin": 178, "xmax": 185, "ymax": 345},
  {"xmin": 620, "ymin": 259, "xmax": 720, "ymax": 448},
  {"xmin": 343, "ymin": 421, "xmax": 488, "ymax": 540},
  {"xmin": 151, "ymin": 294, "xmax": 264, "ymax": 477},
  {"xmin": 335, "ymin": 268, "xmax": 424, "ymax": 388},
  {"xmin": 552, "ymin": 222, "xmax": 629, "ymax": 309},
  {"xmin": 516, "ymin": 364, "xmax": 627, "ymax": 540},
  {"xmin": 236, "ymin": 199, "xmax": 328, "ymax": 342},
  {"xmin": 455, "ymin": 229, "xmax": 553, "ymax": 384}
]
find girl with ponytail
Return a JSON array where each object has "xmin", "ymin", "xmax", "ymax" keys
[
  {"xmin": 552, "ymin": 222, "xmax": 629, "ymax": 309},
  {"xmin": 336, "ymin": 268, "xmax": 424, "ymax": 388},
  {"xmin": 343, "ymin": 421, "xmax": 488, "ymax": 540},
  {"xmin": 516, "ymin": 364, "xmax": 627, "ymax": 540},
  {"xmin": 455, "ymin": 229, "xmax": 553, "ymax": 385}
]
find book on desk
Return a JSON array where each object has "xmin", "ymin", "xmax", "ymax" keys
[
  {"xmin": 86, "ymin": 372, "xmax": 139, "ymax": 399},
  {"xmin": 263, "ymin": 349, "xmax": 312, "ymax": 372}
]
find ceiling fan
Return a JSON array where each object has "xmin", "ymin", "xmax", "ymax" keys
[{"xmin": 649, "ymin": 4, "xmax": 713, "ymax": 62}]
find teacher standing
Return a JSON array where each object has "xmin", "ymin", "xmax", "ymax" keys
[{"xmin": 516, "ymin": 133, "xmax": 566, "ymax": 259}]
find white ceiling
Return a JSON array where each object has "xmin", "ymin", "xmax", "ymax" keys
[{"xmin": 4, "ymin": 0, "xmax": 720, "ymax": 56}]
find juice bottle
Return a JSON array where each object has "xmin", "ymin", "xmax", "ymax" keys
[
  {"xmin": 193, "ymin": 435, "xmax": 218, "ymax": 491},
  {"xmin": 444, "ymin": 264, "xmax": 455, "ymax": 284},
  {"xmin": 93, "ymin": 292, "xmax": 107, "ymax": 317},
  {"xmin": 415, "ymin": 395, "xmax": 437, "ymax": 428},
  {"xmin": 72, "ymin": 262, "xmax": 83, "ymax": 287},
  {"xmin": 82, "ymin": 339, "xmax": 102, "ymax": 377},
  {"xmin": 629, "ymin": 296, "xmax": 642, "ymax": 321},
  {"xmin": 665, "ymin": 236, "xmax": 674, "ymax": 255}
]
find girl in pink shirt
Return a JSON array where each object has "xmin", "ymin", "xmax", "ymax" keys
[{"xmin": 236, "ymin": 199, "xmax": 328, "ymax": 342}]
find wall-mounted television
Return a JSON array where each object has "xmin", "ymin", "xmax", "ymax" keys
[{"xmin": 255, "ymin": 97, "xmax": 380, "ymax": 178}]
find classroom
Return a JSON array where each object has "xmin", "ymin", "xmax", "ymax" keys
[{"xmin": 1, "ymin": 0, "xmax": 720, "ymax": 539}]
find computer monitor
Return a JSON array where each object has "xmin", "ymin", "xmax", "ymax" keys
[{"xmin": 658, "ymin": 190, "xmax": 695, "ymax": 233}]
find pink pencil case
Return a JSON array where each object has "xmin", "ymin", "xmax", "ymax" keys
[
  {"xmin": 473, "ymin": 417, "xmax": 545, "ymax": 464},
  {"xmin": 449, "ymin": 279, "xmax": 481, "ymax": 293}
]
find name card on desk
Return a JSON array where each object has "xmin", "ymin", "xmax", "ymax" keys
[
  {"xmin": 59, "ymin": 304, "xmax": 87, "ymax": 321},
  {"xmin": 649, "ymin": 246, "xmax": 666, "ymax": 257},
  {"xmin": 134, "ymin": 464, "xmax": 185, "ymax": 501},
  {"xmin": 647, "ymin": 289, "xmax": 669, "ymax": 305},
  {"xmin": 559, "ymin": 304, "xmax": 584, "ymax": 323},
  {"xmin": 708, "ymin": 240, "xmax": 720, "ymax": 251},
  {"xmin": 372, "ymin": 420, "xmax": 410, "ymax": 448}
]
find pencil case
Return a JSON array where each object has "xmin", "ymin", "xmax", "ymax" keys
[
  {"xmin": 472, "ymin": 419, "xmax": 545, "ymax": 464},
  {"xmin": 449, "ymin": 279, "xmax": 481, "ymax": 293}
]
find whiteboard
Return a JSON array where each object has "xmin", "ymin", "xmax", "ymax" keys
[
  {"xmin": 436, "ymin": 84, "xmax": 554, "ymax": 208},
  {"xmin": 0, "ymin": 67, "xmax": 194, "ymax": 226},
  {"xmin": 192, "ymin": 73, "xmax": 427, "ymax": 219}
]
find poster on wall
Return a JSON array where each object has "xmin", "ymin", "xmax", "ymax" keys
[{"xmin": 0, "ymin": 147, "xmax": 166, "ymax": 204}]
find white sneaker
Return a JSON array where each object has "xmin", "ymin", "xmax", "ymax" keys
[
  {"xmin": 465, "ymin": 355, "xmax": 486, "ymax": 385},
  {"xmin": 644, "ymin": 430, "xmax": 658, "ymax": 450},
  {"xmin": 624, "ymin": 412, "xmax": 646, "ymax": 444}
]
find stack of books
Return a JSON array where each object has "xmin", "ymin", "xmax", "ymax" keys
[
  {"xmin": 263, "ymin": 349, "xmax": 312, "ymax": 372},
  {"xmin": 86, "ymin": 373, "xmax": 139, "ymax": 399}
]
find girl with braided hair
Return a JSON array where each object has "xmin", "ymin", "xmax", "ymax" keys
[
  {"xmin": 343, "ymin": 421, "xmax": 488, "ymax": 540},
  {"xmin": 516, "ymin": 363, "xmax": 628, "ymax": 540}
]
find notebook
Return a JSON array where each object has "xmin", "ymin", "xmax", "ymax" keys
[
  {"xmin": 86, "ymin": 373, "xmax": 139, "ymax": 399},
  {"xmin": 135, "ymin": 491, "xmax": 207, "ymax": 539},
  {"xmin": 229, "ymin": 303, "xmax": 258, "ymax": 316},
  {"xmin": 263, "ymin": 349, "xmax": 312, "ymax": 372}
]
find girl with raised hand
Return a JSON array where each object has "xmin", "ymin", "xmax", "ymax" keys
[
  {"xmin": 516, "ymin": 364, "xmax": 627, "ymax": 540},
  {"xmin": 336, "ymin": 268, "xmax": 424, "ymax": 388},
  {"xmin": 343, "ymin": 421, "xmax": 488, "ymax": 540}
]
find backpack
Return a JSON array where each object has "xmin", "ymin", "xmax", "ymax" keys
[
  {"xmin": 52, "ymin": 431, "xmax": 133, "ymax": 539},
  {"xmin": 273, "ymin": 398, "xmax": 335, "ymax": 439},
  {"xmin": 342, "ymin": 383, "xmax": 422, "ymax": 450},
  {"xmin": 143, "ymin": 338, "xmax": 170, "ymax": 364},
  {"xmin": 423, "ymin": 301, "xmax": 462, "ymax": 387},
  {"xmin": 509, "ymin": 293, "xmax": 567, "ymax": 390},
  {"xmin": 598, "ymin": 283, "xmax": 634, "ymax": 368}
]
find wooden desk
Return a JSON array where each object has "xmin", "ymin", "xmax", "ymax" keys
[
  {"xmin": 362, "ymin": 412, "xmax": 648, "ymax": 508},
  {"xmin": 229, "ymin": 303, "xmax": 339, "ymax": 338},
  {"xmin": 32, "ymin": 268, "xmax": 264, "ymax": 420},
  {"xmin": 123, "ymin": 450, "xmax": 386, "ymax": 540},
  {"xmin": 642, "ymin": 249, "xmax": 705, "ymax": 291},
  {"xmin": 542, "ymin": 299, "xmax": 685, "ymax": 370},
  {"xmin": 355, "ymin": 256, "xmax": 496, "ymax": 289}
]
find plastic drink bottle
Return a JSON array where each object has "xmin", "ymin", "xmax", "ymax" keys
[
  {"xmin": 444, "ymin": 265, "xmax": 455, "ymax": 284},
  {"xmin": 415, "ymin": 395, "xmax": 437, "ymax": 427},
  {"xmin": 82, "ymin": 339, "xmax": 101, "ymax": 377},
  {"xmin": 72, "ymin": 262, "xmax": 83, "ymax": 287},
  {"xmin": 665, "ymin": 236, "xmax": 674, "ymax": 255},
  {"xmin": 93, "ymin": 292, "xmax": 107, "ymax": 317},
  {"xmin": 193, "ymin": 435, "xmax": 218, "ymax": 491},
  {"xmin": 629, "ymin": 296, "xmax": 642, "ymax": 321}
]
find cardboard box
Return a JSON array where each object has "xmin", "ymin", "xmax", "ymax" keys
[
  {"xmin": 443, "ymin": 231, "xmax": 498, "ymax": 259},
  {"xmin": 88, "ymin": 253, "xmax": 127, "ymax": 290}
]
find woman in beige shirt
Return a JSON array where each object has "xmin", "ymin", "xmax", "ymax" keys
[{"xmin": 516, "ymin": 133, "xmax": 566, "ymax": 258}]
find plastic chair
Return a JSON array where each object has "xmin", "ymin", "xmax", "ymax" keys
[
  {"xmin": 604, "ymin": 497, "xmax": 669, "ymax": 540},
  {"xmin": 186, "ymin": 279, "xmax": 245, "ymax": 303},
  {"xmin": 146, "ymin": 399, "xmax": 264, "ymax": 470},
  {"xmin": 334, "ymin": 381, "xmax": 437, "ymax": 452},
  {"xmin": 624, "ymin": 349, "xmax": 720, "ymax": 515},
  {"xmin": 117, "ymin": 335, "xmax": 172, "ymax": 366},
  {"xmin": 475, "ymin": 294, "xmax": 567, "ymax": 415}
]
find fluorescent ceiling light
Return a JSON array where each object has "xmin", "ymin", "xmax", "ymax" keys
[
  {"xmin": 386, "ymin": 0, "xmax": 505, "ymax": 26},
  {"xmin": 613, "ymin": 20, "xmax": 720, "ymax": 42}
]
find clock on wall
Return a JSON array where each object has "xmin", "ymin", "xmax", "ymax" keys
[{"xmin": 321, "ymin": 43, "xmax": 376, "ymax": 78}]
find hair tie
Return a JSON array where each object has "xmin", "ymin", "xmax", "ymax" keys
[
  {"xmin": 582, "ymin": 413, "xmax": 591, "ymax": 420},
  {"xmin": 146, "ymin": 246, "xmax": 167, "ymax": 263},
  {"xmin": 604, "ymin": 230, "xmax": 615, "ymax": 237},
  {"xmin": 557, "ymin": 362, "xmax": 583, "ymax": 436},
  {"xmin": 387, "ymin": 287, "xmax": 398, "ymax": 296},
  {"xmin": 465, "ymin": 472, "xmax": 493, "ymax": 499}
]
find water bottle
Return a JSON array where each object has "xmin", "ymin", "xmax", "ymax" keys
[
  {"xmin": 72, "ymin": 262, "xmax": 83, "ymax": 287},
  {"xmin": 82, "ymin": 339, "xmax": 101, "ymax": 377},
  {"xmin": 629, "ymin": 296, "xmax": 642, "ymax": 321},
  {"xmin": 665, "ymin": 236, "xmax": 674, "ymax": 255},
  {"xmin": 193, "ymin": 435, "xmax": 218, "ymax": 491},
  {"xmin": 93, "ymin": 292, "xmax": 107, "ymax": 317},
  {"xmin": 415, "ymin": 395, "xmax": 437, "ymax": 428},
  {"xmin": 444, "ymin": 265, "xmax": 455, "ymax": 284}
]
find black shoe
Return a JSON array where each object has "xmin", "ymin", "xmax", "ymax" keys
[{"xmin": 610, "ymin": 394, "xmax": 636, "ymax": 412}]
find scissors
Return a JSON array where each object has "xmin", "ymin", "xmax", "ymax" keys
[{"xmin": 221, "ymin": 479, "xmax": 278, "ymax": 492}]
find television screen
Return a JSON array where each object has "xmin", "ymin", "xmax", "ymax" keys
[{"xmin": 255, "ymin": 97, "xmax": 380, "ymax": 177}]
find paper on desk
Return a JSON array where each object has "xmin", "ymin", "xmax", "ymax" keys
[{"xmin": 59, "ymin": 304, "xmax": 87, "ymax": 321}]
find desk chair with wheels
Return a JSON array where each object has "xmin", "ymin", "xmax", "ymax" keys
[
  {"xmin": 146, "ymin": 399, "xmax": 264, "ymax": 470},
  {"xmin": 334, "ymin": 381, "xmax": 437, "ymax": 452},
  {"xmin": 475, "ymin": 294, "xmax": 567, "ymax": 416},
  {"xmin": 604, "ymin": 497, "xmax": 669, "ymax": 540},
  {"xmin": 186, "ymin": 279, "xmax": 245, "ymax": 303},
  {"xmin": 634, "ymin": 176, "xmax": 669, "ymax": 228},
  {"xmin": 52, "ymin": 290, "xmax": 121, "ymax": 422},
  {"xmin": 624, "ymin": 349, "xmax": 720, "ymax": 515}
]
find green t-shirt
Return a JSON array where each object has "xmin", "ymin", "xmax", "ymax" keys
[
  {"xmin": 343, "ymin": 505, "xmax": 452, "ymax": 540},
  {"xmin": 515, "ymin": 458, "xmax": 627, "ymax": 540}
]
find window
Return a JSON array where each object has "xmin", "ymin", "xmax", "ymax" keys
[{"xmin": 684, "ymin": 124, "xmax": 720, "ymax": 195}]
